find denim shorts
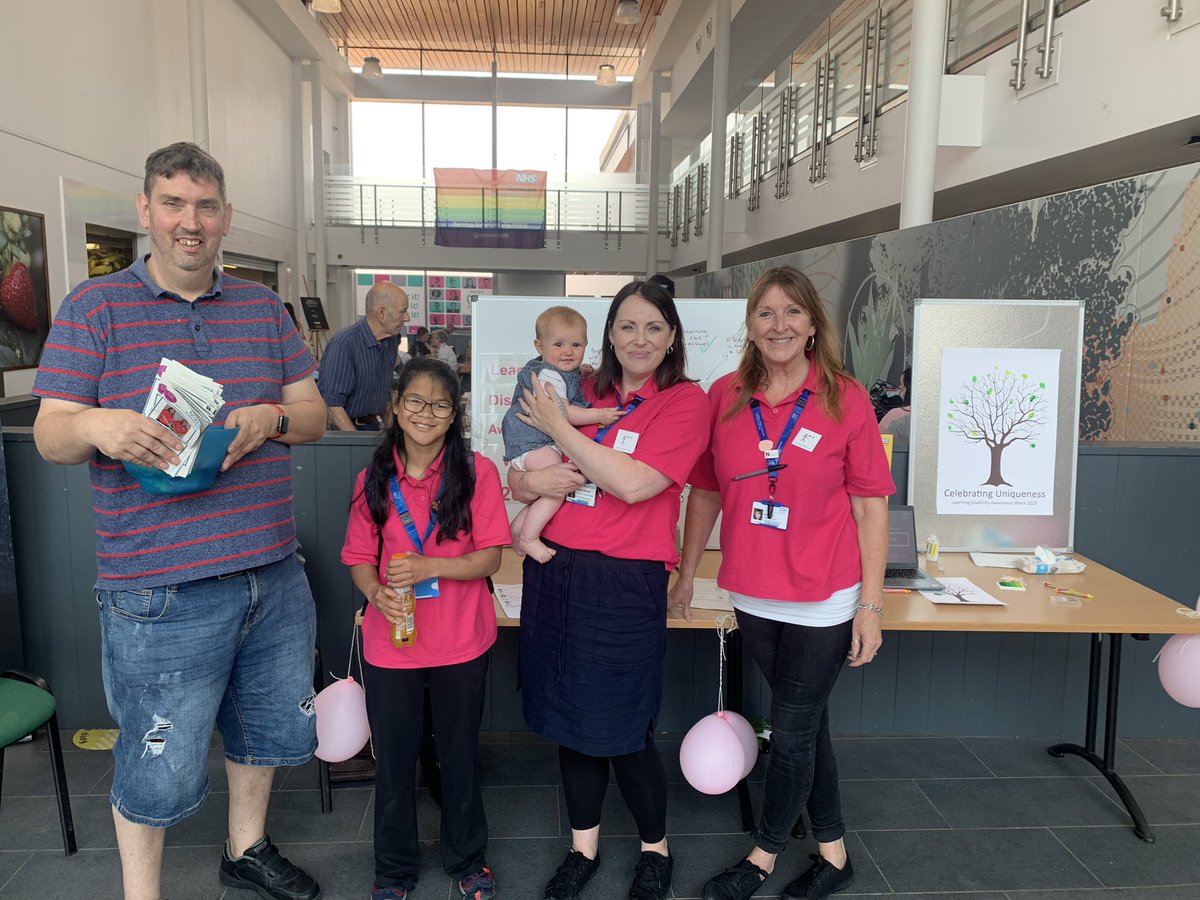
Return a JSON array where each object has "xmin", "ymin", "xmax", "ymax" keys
[{"xmin": 96, "ymin": 552, "xmax": 318, "ymax": 827}]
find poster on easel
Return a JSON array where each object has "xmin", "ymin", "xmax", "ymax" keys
[{"xmin": 354, "ymin": 270, "xmax": 492, "ymax": 336}]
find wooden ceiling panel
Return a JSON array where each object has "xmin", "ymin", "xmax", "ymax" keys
[{"xmin": 315, "ymin": 0, "xmax": 665, "ymax": 77}]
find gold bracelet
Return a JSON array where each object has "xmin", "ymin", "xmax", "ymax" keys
[{"xmin": 857, "ymin": 602, "xmax": 884, "ymax": 617}]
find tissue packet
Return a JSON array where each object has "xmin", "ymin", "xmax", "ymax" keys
[{"xmin": 1017, "ymin": 545, "xmax": 1086, "ymax": 575}]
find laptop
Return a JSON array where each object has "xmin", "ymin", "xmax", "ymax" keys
[{"xmin": 884, "ymin": 505, "xmax": 945, "ymax": 591}]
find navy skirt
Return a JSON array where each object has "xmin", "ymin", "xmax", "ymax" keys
[{"xmin": 519, "ymin": 540, "xmax": 669, "ymax": 756}]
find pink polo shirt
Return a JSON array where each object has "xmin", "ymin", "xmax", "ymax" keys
[
  {"xmin": 541, "ymin": 377, "xmax": 710, "ymax": 568},
  {"xmin": 689, "ymin": 369, "xmax": 895, "ymax": 602},
  {"xmin": 341, "ymin": 450, "xmax": 511, "ymax": 668}
]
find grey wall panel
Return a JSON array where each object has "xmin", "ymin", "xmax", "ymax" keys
[{"xmin": 8, "ymin": 429, "xmax": 1200, "ymax": 736}]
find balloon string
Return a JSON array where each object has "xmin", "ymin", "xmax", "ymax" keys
[{"xmin": 717, "ymin": 625, "xmax": 726, "ymax": 713}]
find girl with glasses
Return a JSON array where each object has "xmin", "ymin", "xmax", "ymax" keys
[{"xmin": 341, "ymin": 357, "xmax": 510, "ymax": 900}]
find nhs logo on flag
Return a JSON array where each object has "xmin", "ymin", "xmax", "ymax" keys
[{"xmin": 514, "ymin": 173, "xmax": 537, "ymax": 184}]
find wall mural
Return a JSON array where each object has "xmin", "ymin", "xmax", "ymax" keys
[{"xmin": 697, "ymin": 162, "xmax": 1200, "ymax": 443}]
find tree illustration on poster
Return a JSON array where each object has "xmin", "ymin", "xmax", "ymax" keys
[{"xmin": 946, "ymin": 367, "xmax": 1049, "ymax": 486}]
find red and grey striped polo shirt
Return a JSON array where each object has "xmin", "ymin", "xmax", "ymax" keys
[{"xmin": 33, "ymin": 255, "xmax": 317, "ymax": 590}]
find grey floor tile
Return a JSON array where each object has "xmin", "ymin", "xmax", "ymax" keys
[
  {"xmin": 0, "ymin": 845, "xmax": 223, "ymax": 900},
  {"xmin": 476, "ymin": 741, "xmax": 561, "ymax": 787},
  {"xmin": 484, "ymin": 785, "xmax": 560, "ymax": 838},
  {"xmin": 278, "ymin": 839, "xmax": 445, "ymax": 900},
  {"xmin": 840, "ymin": 778, "xmax": 949, "ymax": 831},
  {"xmin": 1052, "ymin": 824, "xmax": 1200, "ymax": 888},
  {"xmin": 0, "ymin": 851, "xmax": 34, "ymax": 894},
  {"xmin": 0, "ymin": 793, "xmax": 116, "ymax": 852},
  {"xmin": 1008, "ymin": 887, "xmax": 1200, "ymax": 899},
  {"xmin": 1086, "ymin": 775, "xmax": 1200, "ymax": 826},
  {"xmin": 833, "ymin": 737, "xmax": 993, "ymax": 780},
  {"xmin": 859, "ymin": 828, "xmax": 1100, "ymax": 893},
  {"xmin": 1, "ymin": 737, "xmax": 115, "ymax": 798},
  {"xmin": 916, "ymin": 777, "xmax": 1125, "ymax": 828},
  {"xmin": 958, "ymin": 737, "xmax": 1160, "ymax": 778},
  {"xmin": 1122, "ymin": 738, "xmax": 1200, "ymax": 775}
]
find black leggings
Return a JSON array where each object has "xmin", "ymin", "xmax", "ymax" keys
[{"xmin": 559, "ymin": 743, "xmax": 668, "ymax": 844}]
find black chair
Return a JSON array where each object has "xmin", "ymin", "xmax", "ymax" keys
[{"xmin": 0, "ymin": 669, "xmax": 77, "ymax": 855}]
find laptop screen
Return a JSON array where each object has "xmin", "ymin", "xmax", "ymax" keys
[{"xmin": 887, "ymin": 506, "xmax": 920, "ymax": 568}]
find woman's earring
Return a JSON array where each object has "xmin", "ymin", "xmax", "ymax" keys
[
  {"xmin": 806, "ymin": 334, "xmax": 816, "ymax": 351},
  {"xmin": 667, "ymin": 346, "xmax": 674, "ymax": 355}
]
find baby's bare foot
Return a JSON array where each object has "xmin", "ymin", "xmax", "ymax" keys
[{"xmin": 518, "ymin": 536, "xmax": 557, "ymax": 564}]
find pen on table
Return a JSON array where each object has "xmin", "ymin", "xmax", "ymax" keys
[
  {"xmin": 732, "ymin": 464, "xmax": 788, "ymax": 481},
  {"xmin": 1043, "ymin": 582, "xmax": 1094, "ymax": 600}
]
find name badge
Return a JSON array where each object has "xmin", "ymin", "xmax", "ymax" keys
[
  {"xmin": 613, "ymin": 429, "xmax": 640, "ymax": 454},
  {"xmin": 565, "ymin": 481, "xmax": 599, "ymax": 507},
  {"xmin": 750, "ymin": 500, "xmax": 789, "ymax": 530},
  {"xmin": 413, "ymin": 578, "xmax": 440, "ymax": 600},
  {"xmin": 792, "ymin": 428, "xmax": 822, "ymax": 452},
  {"xmin": 764, "ymin": 449, "xmax": 780, "ymax": 461}
]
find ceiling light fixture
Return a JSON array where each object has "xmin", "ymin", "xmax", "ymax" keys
[
  {"xmin": 614, "ymin": 0, "xmax": 640, "ymax": 25},
  {"xmin": 361, "ymin": 56, "xmax": 384, "ymax": 78},
  {"xmin": 596, "ymin": 64, "xmax": 617, "ymax": 86},
  {"xmin": 311, "ymin": 0, "xmax": 341, "ymax": 13}
]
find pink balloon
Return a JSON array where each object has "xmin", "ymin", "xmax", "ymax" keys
[
  {"xmin": 680, "ymin": 712, "xmax": 747, "ymax": 795},
  {"xmin": 1158, "ymin": 633, "xmax": 1200, "ymax": 708},
  {"xmin": 720, "ymin": 711, "xmax": 760, "ymax": 779},
  {"xmin": 314, "ymin": 676, "xmax": 371, "ymax": 762}
]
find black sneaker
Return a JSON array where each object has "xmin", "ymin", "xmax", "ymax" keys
[
  {"xmin": 781, "ymin": 854, "xmax": 855, "ymax": 900},
  {"xmin": 219, "ymin": 834, "xmax": 321, "ymax": 900},
  {"xmin": 701, "ymin": 858, "xmax": 769, "ymax": 900},
  {"xmin": 629, "ymin": 851, "xmax": 673, "ymax": 900},
  {"xmin": 544, "ymin": 848, "xmax": 600, "ymax": 899}
]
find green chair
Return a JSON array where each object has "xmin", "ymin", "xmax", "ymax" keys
[{"xmin": 0, "ymin": 669, "xmax": 77, "ymax": 855}]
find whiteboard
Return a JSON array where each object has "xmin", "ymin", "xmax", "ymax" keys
[
  {"xmin": 908, "ymin": 298, "xmax": 1084, "ymax": 551},
  {"xmin": 470, "ymin": 295, "xmax": 747, "ymax": 472}
]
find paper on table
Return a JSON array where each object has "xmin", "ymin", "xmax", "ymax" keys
[
  {"xmin": 689, "ymin": 578, "xmax": 734, "ymax": 611},
  {"xmin": 493, "ymin": 584, "xmax": 522, "ymax": 619},
  {"xmin": 921, "ymin": 577, "xmax": 1006, "ymax": 606},
  {"xmin": 969, "ymin": 552, "xmax": 1023, "ymax": 569}
]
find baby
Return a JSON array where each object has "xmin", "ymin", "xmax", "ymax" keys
[{"xmin": 502, "ymin": 306, "xmax": 623, "ymax": 562}]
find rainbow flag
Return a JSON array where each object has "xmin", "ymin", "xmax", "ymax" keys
[{"xmin": 434, "ymin": 168, "xmax": 546, "ymax": 249}]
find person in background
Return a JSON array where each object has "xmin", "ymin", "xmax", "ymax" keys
[
  {"xmin": 509, "ymin": 281, "xmax": 710, "ymax": 900},
  {"xmin": 431, "ymin": 328, "xmax": 460, "ymax": 369},
  {"xmin": 32, "ymin": 141, "xmax": 326, "ymax": 900},
  {"xmin": 320, "ymin": 282, "xmax": 411, "ymax": 431},
  {"xmin": 342, "ymin": 357, "xmax": 508, "ymax": 900},
  {"xmin": 647, "ymin": 273, "xmax": 675, "ymax": 299},
  {"xmin": 878, "ymin": 366, "xmax": 912, "ymax": 443},
  {"xmin": 411, "ymin": 326, "xmax": 432, "ymax": 358},
  {"xmin": 670, "ymin": 265, "xmax": 893, "ymax": 900}
]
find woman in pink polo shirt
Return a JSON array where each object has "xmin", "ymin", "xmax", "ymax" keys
[
  {"xmin": 342, "ymin": 357, "xmax": 510, "ymax": 900},
  {"xmin": 510, "ymin": 281, "xmax": 710, "ymax": 900},
  {"xmin": 671, "ymin": 266, "xmax": 894, "ymax": 900}
]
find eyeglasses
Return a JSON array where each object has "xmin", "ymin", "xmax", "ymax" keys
[{"xmin": 400, "ymin": 394, "xmax": 455, "ymax": 418}]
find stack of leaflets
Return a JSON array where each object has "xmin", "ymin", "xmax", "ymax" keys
[{"xmin": 141, "ymin": 358, "xmax": 225, "ymax": 477}]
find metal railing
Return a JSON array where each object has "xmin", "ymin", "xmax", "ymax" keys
[
  {"xmin": 668, "ymin": 0, "xmax": 1098, "ymax": 216},
  {"xmin": 325, "ymin": 178, "xmax": 668, "ymax": 239}
]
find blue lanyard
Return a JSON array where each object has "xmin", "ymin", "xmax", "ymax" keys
[
  {"xmin": 387, "ymin": 473, "xmax": 441, "ymax": 554},
  {"xmin": 749, "ymin": 389, "xmax": 812, "ymax": 477},
  {"xmin": 593, "ymin": 395, "xmax": 644, "ymax": 444}
]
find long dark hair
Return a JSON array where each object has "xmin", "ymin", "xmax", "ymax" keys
[
  {"xmin": 359, "ymin": 357, "xmax": 474, "ymax": 543},
  {"xmin": 724, "ymin": 265, "xmax": 849, "ymax": 423},
  {"xmin": 592, "ymin": 280, "xmax": 693, "ymax": 398}
]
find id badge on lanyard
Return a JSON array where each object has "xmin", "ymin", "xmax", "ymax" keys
[
  {"xmin": 567, "ymin": 394, "xmax": 645, "ymax": 509},
  {"xmin": 745, "ymin": 390, "xmax": 811, "ymax": 533},
  {"xmin": 388, "ymin": 476, "xmax": 441, "ymax": 598}
]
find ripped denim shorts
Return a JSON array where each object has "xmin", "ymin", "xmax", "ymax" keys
[{"xmin": 95, "ymin": 552, "xmax": 317, "ymax": 827}]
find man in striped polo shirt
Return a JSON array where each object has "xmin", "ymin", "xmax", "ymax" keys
[
  {"xmin": 318, "ymin": 280, "xmax": 409, "ymax": 431},
  {"xmin": 32, "ymin": 143, "xmax": 326, "ymax": 900}
]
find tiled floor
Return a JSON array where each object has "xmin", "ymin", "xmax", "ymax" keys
[{"xmin": 3, "ymin": 731, "xmax": 1200, "ymax": 899}]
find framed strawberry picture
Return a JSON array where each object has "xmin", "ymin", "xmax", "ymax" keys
[{"xmin": 0, "ymin": 206, "xmax": 50, "ymax": 372}]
